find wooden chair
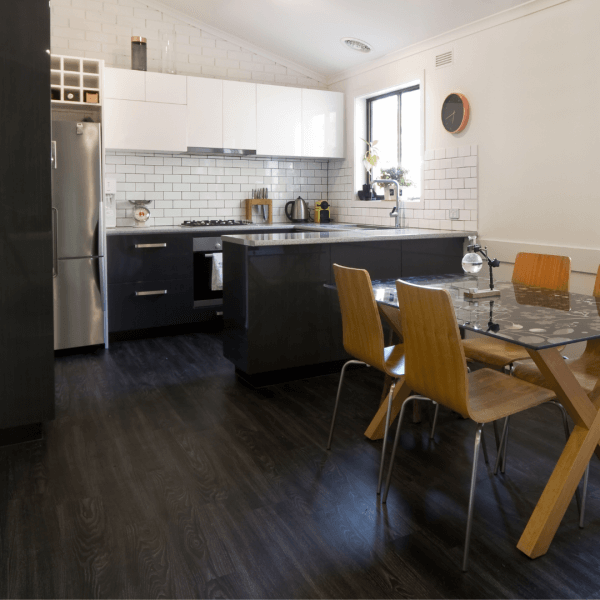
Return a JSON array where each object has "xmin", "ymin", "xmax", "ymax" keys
[
  {"xmin": 510, "ymin": 266, "xmax": 600, "ymax": 526},
  {"xmin": 383, "ymin": 279, "xmax": 555, "ymax": 571},
  {"xmin": 328, "ymin": 264, "xmax": 408, "ymax": 494},
  {"xmin": 462, "ymin": 252, "xmax": 571, "ymax": 369}
]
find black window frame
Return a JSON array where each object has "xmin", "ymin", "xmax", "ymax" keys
[{"xmin": 366, "ymin": 84, "xmax": 420, "ymax": 179}]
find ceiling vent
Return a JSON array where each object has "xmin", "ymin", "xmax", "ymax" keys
[
  {"xmin": 435, "ymin": 49, "xmax": 454, "ymax": 69},
  {"xmin": 341, "ymin": 38, "xmax": 372, "ymax": 53}
]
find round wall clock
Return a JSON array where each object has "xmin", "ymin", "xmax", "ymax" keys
[{"xmin": 441, "ymin": 93, "xmax": 470, "ymax": 133}]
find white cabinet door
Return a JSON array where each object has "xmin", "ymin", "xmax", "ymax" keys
[
  {"xmin": 302, "ymin": 89, "xmax": 344, "ymax": 158},
  {"xmin": 223, "ymin": 80, "xmax": 256, "ymax": 150},
  {"xmin": 187, "ymin": 77, "xmax": 223, "ymax": 148},
  {"xmin": 104, "ymin": 99, "xmax": 187, "ymax": 152},
  {"xmin": 145, "ymin": 72, "xmax": 187, "ymax": 104},
  {"xmin": 104, "ymin": 67, "xmax": 145, "ymax": 101},
  {"xmin": 257, "ymin": 84, "xmax": 302, "ymax": 157}
]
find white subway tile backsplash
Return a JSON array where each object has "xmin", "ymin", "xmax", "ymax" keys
[{"xmin": 110, "ymin": 152, "xmax": 329, "ymax": 226}]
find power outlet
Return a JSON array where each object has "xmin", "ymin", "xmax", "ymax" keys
[{"xmin": 449, "ymin": 208, "xmax": 460, "ymax": 220}]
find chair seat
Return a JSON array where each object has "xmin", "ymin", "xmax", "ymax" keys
[
  {"xmin": 467, "ymin": 368, "xmax": 554, "ymax": 423},
  {"xmin": 462, "ymin": 337, "xmax": 531, "ymax": 368},
  {"xmin": 382, "ymin": 344, "xmax": 405, "ymax": 378},
  {"xmin": 513, "ymin": 354, "xmax": 600, "ymax": 397}
]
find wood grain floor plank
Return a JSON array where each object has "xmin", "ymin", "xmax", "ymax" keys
[{"xmin": 1, "ymin": 327, "xmax": 599, "ymax": 598}]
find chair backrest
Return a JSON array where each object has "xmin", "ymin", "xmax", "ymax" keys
[
  {"xmin": 396, "ymin": 279, "xmax": 469, "ymax": 417},
  {"xmin": 584, "ymin": 266, "xmax": 600, "ymax": 357},
  {"xmin": 333, "ymin": 264, "xmax": 386, "ymax": 371},
  {"xmin": 512, "ymin": 252, "xmax": 571, "ymax": 291}
]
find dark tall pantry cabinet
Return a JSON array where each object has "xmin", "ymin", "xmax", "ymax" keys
[{"xmin": 0, "ymin": 1, "xmax": 55, "ymax": 435}]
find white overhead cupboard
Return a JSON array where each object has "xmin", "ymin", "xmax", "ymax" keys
[
  {"xmin": 301, "ymin": 89, "xmax": 344, "ymax": 158},
  {"xmin": 103, "ymin": 68, "xmax": 344, "ymax": 158},
  {"xmin": 256, "ymin": 85, "xmax": 302, "ymax": 157},
  {"xmin": 187, "ymin": 77, "xmax": 223, "ymax": 149},
  {"xmin": 223, "ymin": 80, "xmax": 257, "ymax": 151}
]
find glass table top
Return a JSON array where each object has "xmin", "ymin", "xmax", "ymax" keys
[{"xmin": 369, "ymin": 274, "xmax": 600, "ymax": 350}]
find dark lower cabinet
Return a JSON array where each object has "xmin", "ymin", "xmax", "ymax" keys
[
  {"xmin": 106, "ymin": 229, "xmax": 287, "ymax": 334},
  {"xmin": 108, "ymin": 280, "xmax": 195, "ymax": 332},
  {"xmin": 0, "ymin": 0, "xmax": 55, "ymax": 434}
]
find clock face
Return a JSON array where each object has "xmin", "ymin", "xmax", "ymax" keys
[{"xmin": 442, "ymin": 93, "xmax": 469, "ymax": 133}]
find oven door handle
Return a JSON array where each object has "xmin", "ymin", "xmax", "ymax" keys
[{"xmin": 205, "ymin": 253, "xmax": 223, "ymax": 258}]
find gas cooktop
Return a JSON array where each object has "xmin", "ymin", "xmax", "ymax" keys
[{"xmin": 181, "ymin": 219, "xmax": 249, "ymax": 227}]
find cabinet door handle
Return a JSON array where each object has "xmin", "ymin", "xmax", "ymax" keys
[
  {"xmin": 135, "ymin": 290, "xmax": 168, "ymax": 296},
  {"xmin": 135, "ymin": 243, "xmax": 167, "ymax": 248}
]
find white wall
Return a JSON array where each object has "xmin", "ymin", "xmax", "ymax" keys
[
  {"xmin": 50, "ymin": 0, "xmax": 325, "ymax": 88},
  {"xmin": 328, "ymin": 0, "xmax": 600, "ymax": 289}
]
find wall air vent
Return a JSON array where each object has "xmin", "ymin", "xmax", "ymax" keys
[{"xmin": 435, "ymin": 50, "xmax": 454, "ymax": 69}]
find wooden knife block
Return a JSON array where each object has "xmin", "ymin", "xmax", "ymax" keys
[{"xmin": 245, "ymin": 198, "xmax": 273, "ymax": 224}]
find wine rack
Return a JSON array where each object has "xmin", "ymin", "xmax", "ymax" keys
[{"xmin": 50, "ymin": 55, "xmax": 103, "ymax": 106}]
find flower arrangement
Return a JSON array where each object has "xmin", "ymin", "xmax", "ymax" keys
[
  {"xmin": 377, "ymin": 166, "xmax": 413, "ymax": 189},
  {"xmin": 361, "ymin": 138, "xmax": 379, "ymax": 175}
]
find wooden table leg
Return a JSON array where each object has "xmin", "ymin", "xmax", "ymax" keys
[
  {"xmin": 517, "ymin": 347, "xmax": 600, "ymax": 558},
  {"xmin": 365, "ymin": 378, "xmax": 411, "ymax": 440}
]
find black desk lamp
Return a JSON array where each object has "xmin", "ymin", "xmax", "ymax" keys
[{"xmin": 462, "ymin": 236, "xmax": 501, "ymax": 299}]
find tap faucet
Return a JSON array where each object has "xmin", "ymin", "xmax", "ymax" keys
[{"xmin": 371, "ymin": 179, "xmax": 402, "ymax": 228}]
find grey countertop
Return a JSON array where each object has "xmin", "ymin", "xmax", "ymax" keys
[
  {"xmin": 221, "ymin": 228, "xmax": 475, "ymax": 246},
  {"xmin": 106, "ymin": 223, "xmax": 475, "ymax": 245}
]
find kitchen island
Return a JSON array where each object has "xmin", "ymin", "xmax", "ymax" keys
[{"xmin": 222, "ymin": 228, "xmax": 474, "ymax": 385}]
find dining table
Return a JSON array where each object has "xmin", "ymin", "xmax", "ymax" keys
[{"xmin": 338, "ymin": 272, "xmax": 600, "ymax": 560}]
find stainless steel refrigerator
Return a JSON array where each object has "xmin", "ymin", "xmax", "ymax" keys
[{"xmin": 51, "ymin": 120, "xmax": 107, "ymax": 350}]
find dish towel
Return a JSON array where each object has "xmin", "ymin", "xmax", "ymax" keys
[{"xmin": 211, "ymin": 252, "xmax": 223, "ymax": 291}]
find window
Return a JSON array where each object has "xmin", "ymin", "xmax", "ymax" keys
[{"xmin": 367, "ymin": 85, "xmax": 421, "ymax": 200}]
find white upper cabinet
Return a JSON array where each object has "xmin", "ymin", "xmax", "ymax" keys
[
  {"xmin": 145, "ymin": 72, "xmax": 187, "ymax": 104},
  {"xmin": 223, "ymin": 80, "xmax": 257, "ymax": 150},
  {"xmin": 257, "ymin": 84, "xmax": 302, "ymax": 157},
  {"xmin": 187, "ymin": 77, "xmax": 223, "ymax": 149},
  {"xmin": 302, "ymin": 89, "xmax": 344, "ymax": 158},
  {"xmin": 104, "ymin": 99, "xmax": 187, "ymax": 153},
  {"xmin": 104, "ymin": 68, "xmax": 145, "ymax": 101}
]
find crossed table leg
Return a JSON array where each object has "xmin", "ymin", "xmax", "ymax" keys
[
  {"xmin": 517, "ymin": 347, "xmax": 600, "ymax": 558},
  {"xmin": 363, "ymin": 344, "xmax": 599, "ymax": 559}
]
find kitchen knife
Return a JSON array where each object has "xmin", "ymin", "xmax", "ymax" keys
[{"xmin": 262, "ymin": 189, "xmax": 268, "ymax": 221}]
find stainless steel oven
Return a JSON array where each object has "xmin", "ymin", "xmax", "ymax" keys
[{"xmin": 193, "ymin": 236, "xmax": 223, "ymax": 308}]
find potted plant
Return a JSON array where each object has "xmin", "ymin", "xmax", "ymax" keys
[
  {"xmin": 377, "ymin": 166, "xmax": 413, "ymax": 201},
  {"xmin": 360, "ymin": 138, "xmax": 379, "ymax": 200}
]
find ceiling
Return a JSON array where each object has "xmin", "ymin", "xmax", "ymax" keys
[{"xmin": 157, "ymin": 0, "xmax": 531, "ymax": 78}]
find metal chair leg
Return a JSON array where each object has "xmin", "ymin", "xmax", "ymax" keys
[
  {"xmin": 580, "ymin": 464, "xmax": 589, "ymax": 529},
  {"xmin": 382, "ymin": 396, "xmax": 416, "ymax": 503},
  {"xmin": 480, "ymin": 425, "xmax": 489, "ymax": 465},
  {"xmin": 377, "ymin": 380, "xmax": 397, "ymax": 495},
  {"xmin": 326, "ymin": 359, "xmax": 365, "ymax": 450},
  {"xmin": 500, "ymin": 417, "xmax": 509, "ymax": 473},
  {"xmin": 430, "ymin": 402, "xmax": 440, "ymax": 440},
  {"xmin": 549, "ymin": 400, "xmax": 589, "ymax": 527},
  {"xmin": 463, "ymin": 423, "xmax": 484, "ymax": 572},
  {"xmin": 494, "ymin": 417, "xmax": 510, "ymax": 476}
]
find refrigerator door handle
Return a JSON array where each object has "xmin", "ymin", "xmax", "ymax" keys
[
  {"xmin": 52, "ymin": 207, "xmax": 58, "ymax": 278},
  {"xmin": 51, "ymin": 141, "xmax": 57, "ymax": 170}
]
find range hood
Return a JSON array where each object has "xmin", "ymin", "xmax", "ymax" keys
[{"xmin": 186, "ymin": 147, "xmax": 256, "ymax": 156}]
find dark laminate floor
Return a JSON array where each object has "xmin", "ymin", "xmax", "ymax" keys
[{"xmin": 1, "ymin": 325, "xmax": 600, "ymax": 599}]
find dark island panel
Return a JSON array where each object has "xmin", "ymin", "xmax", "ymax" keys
[
  {"xmin": 223, "ymin": 235, "xmax": 468, "ymax": 383},
  {"xmin": 402, "ymin": 237, "xmax": 465, "ymax": 277}
]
